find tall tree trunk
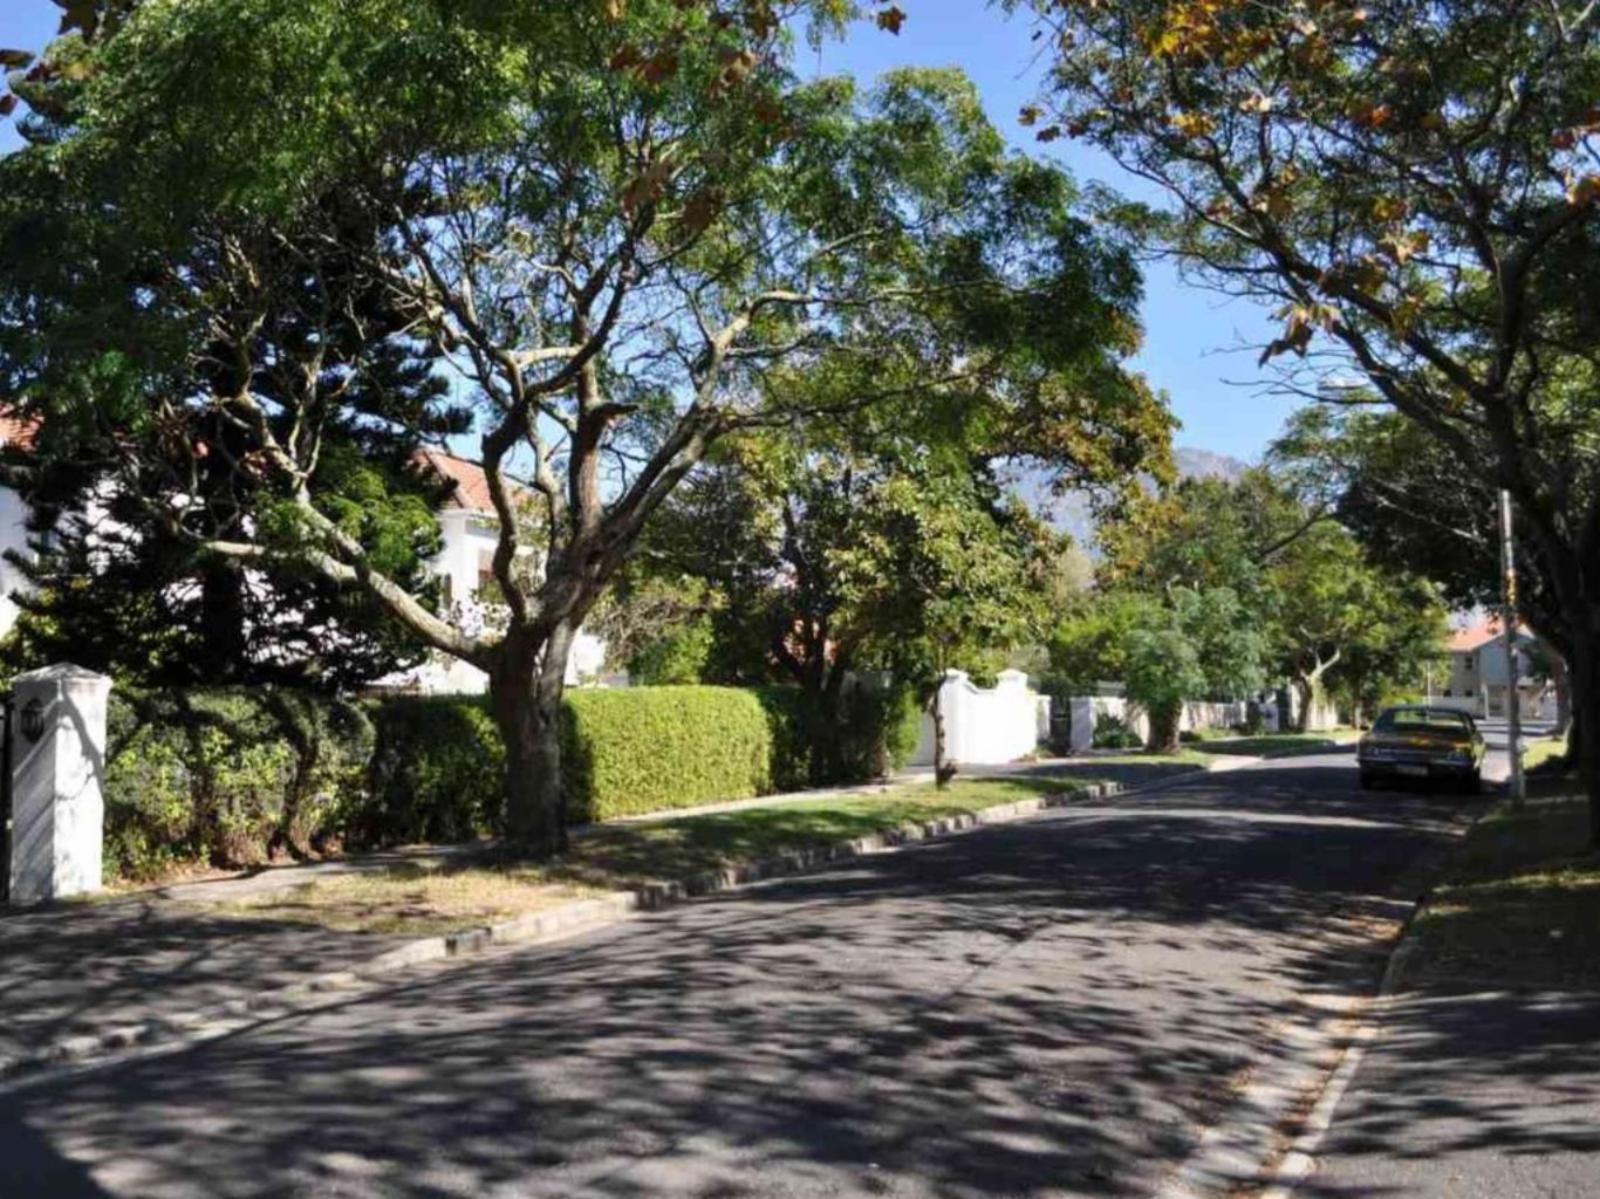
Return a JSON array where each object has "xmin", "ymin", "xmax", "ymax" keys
[
  {"xmin": 1148, "ymin": 700, "xmax": 1181, "ymax": 753},
  {"xmin": 491, "ymin": 621, "xmax": 577, "ymax": 858},
  {"xmin": 1292, "ymin": 675, "xmax": 1314, "ymax": 734},
  {"xmin": 931, "ymin": 675, "xmax": 955, "ymax": 788},
  {"xmin": 1570, "ymin": 626, "xmax": 1600, "ymax": 850},
  {"xmin": 1550, "ymin": 648, "xmax": 1573, "ymax": 739}
]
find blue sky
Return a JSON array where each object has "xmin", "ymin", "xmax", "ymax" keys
[{"xmin": 0, "ymin": 1, "xmax": 1302, "ymax": 461}]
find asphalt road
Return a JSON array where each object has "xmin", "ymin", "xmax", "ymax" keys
[{"xmin": 0, "ymin": 752, "xmax": 1490, "ymax": 1198}]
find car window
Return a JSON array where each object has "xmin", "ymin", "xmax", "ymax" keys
[{"xmin": 1373, "ymin": 709, "xmax": 1472, "ymax": 734}]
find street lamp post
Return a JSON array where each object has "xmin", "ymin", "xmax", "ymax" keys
[{"xmin": 1499, "ymin": 490, "xmax": 1526, "ymax": 805}]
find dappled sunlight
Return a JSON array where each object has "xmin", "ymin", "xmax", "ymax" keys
[{"xmin": 0, "ymin": 761, "xmax": 1487, "ymax": 1198}]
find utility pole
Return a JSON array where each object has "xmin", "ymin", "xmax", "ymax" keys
[{"xmin": 1500, "ymin": 489, "xmax": 1525, "ymax": 805}]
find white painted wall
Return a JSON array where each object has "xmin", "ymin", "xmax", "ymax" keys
[
  {"xmin": 909, "ymin": 669, "xmax": 1044, "ymax": 767},
  {"xmin": 0, "ymin": 485, "xmax": 34, "ymax": 637},
  {"xmin": 1062, "ymin": 695, "xmax": 1249, "ymax": 753}
]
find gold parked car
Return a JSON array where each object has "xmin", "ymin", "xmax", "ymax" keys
[{"xmin": 1358, "ymin": 705, "xmax": 1486, "ymax": 793}]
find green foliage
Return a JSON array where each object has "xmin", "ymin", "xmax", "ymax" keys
[
  {"xmin": 1093, "ymin": 712, "xmax": 1143, "ymax": 750},
  {"xmin": 562, "ymin": 687, "xmax": 775, "ymax": 822},
  {"xmin": 626, "ymin": 616, "xmax": 716, "ymax": 686},
  {"xmin": 104, "ymin": 688, "xmax": 373, "ymax": 880},
  {"xmin": 359, "ymin": 696, "xmax": 504, "ymax": 846}
]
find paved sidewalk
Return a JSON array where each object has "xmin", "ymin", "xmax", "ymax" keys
[
  {"xmin": 1299, "ymin": 985, "xmax": 1600, "ymax": 1197},
  {"xmin": 0, "ymin": 896, "xmax": 414, "ymax": 1067}
]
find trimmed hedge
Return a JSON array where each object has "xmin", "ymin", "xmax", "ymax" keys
[
  {"xmin": 99, "ymin": 681, "xmax": 922, "ymax": 879},
  {"xmin": 563, "ymin": 686, "xmax": 774, "ymax": 821}
]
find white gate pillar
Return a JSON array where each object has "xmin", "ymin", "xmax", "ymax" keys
[{"xmin": 7, "ymin": 664, "xmax": 113, "ymax": 905}]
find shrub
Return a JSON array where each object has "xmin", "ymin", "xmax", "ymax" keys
[
  {"xmin": 1093, "ymin": 711, "xmax": 1142, "ymax": 750},
  {"xmin": 1178, "ymin": 729, "xmax": 1201, "ymax": 744},
  {"xmin": 359, "ymin": 695, "xmax": 503, "ymax": 846},
  {"xmin": 99, "ymin": 679, "xmax": 923, "ymax": 878},
  {"xmin": 104, "ymin": 689, "xmax": 372, "ymax": 880},
  {"xmin": 563, "ymin": 686, "xmax": 773, "ymax": 821}
]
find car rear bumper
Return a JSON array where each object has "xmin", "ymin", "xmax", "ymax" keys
[{"xmin": 1360, "ymin": 758, "xmax": 1478, "ymax": 780}]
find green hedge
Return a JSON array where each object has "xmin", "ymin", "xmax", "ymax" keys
[
  {"xmin": 100, "ymin": 681, "xmax": 921, "ymax": 879},
  {"xmin": 105, "ymin": 689, "xmax": 373, "ymax": 880},
  {"xmin": 563, "ymin": 686, "xmax": 774, "ymax": 821},
  {"xmin": 360, "ymin": 695, "xmax": 503, "ymax": 845}
]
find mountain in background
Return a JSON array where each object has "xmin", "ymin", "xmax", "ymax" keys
[{"xmin": 1010, "ymin": 445, "xmax": 1251, "ymax": 549}]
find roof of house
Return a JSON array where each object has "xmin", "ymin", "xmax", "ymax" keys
[
  {"xmin": 1447, "ymin": 615, "xmax": 1531, "ymax": 653},
  {"xmin": 0, "ymin": 412, "xmax": 39, "ymax": 452},
  {"xmin": 414, "ymin": 450, "xmax": 532, "ymax": 516}
]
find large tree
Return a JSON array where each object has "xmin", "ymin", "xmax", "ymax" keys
[
  {"xmin": 1273, "ymin": 405, "xmax": 1574, "ymax": 734},
  {"xmin": 1028, "ymin": 0, "xmax": 1600, "ymax": 840},
  {"xmin": 1, "ymin": 3, "xmax": 1163, "ymax": 852}
]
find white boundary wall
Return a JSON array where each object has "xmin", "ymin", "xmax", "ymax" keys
[
  {"xmin": 909, "ymin": 669, "xmax": 1047, "ymax": 767},
  {"xmin": 1063, "ymin": 695, "xmax": 1250, "ymax": 753}
]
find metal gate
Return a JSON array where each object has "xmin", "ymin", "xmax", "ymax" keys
[{"xmin": 0, "ymin": 695, "xmax": 12, "ymax": 904}]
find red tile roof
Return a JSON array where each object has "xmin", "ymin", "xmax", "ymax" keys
[
  {"xmin": 1447, "ymin": 615, "xmax": 1529, "ymax": 652},
  {"xmin": 0, "ymin": 412, "xmax": 39, "ymax": 451},
  {"xmin": 413, "ymin": 450, "xmax": 531, "ymax": 515}
]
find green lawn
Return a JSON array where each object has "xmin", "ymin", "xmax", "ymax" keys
[
  {"xmin": 1408, "ymin": 794, "xmax": 1600, "ymax": 990},
  {"xmin": 201, "ymin": 775, "xmax": 1103, "ymax": 936},
  {"xmin": 1523, "ymin": 732, "xmax": 1570, "ymax": 775}
]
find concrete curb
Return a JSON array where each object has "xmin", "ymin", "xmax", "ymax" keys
[
  {"xmin": 1245, "ymin": 801, "xmax": 1498, "ymax": 1199},
  {"xmin": 1159, "ymin": 799, "xmax": 1491, "ymax": 1199},
  {"xmin": 0, "ymin": 778, "xmax": 1127, "ymax": 1086}
]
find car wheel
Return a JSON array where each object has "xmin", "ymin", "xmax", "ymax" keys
[
  {"xmin": 1463, "ymin": 770, "xmax": 1482, "ymax": 796},
  {"xmin": 1359, "ymin": 771, "xmax": 1377, "ymax": 791}
]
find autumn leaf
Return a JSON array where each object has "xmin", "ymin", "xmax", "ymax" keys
[
  {"xmin": 1553, "ymin": 129, "xmax": 1576, "ymax": 150},
  {"xmin": 1566, "ymin": 173, "xmax": 1600, "ymax": 207},
  {"xmin": 0, "ymin": 49, "xmax": 34, "ymax": 70},
  {"xmin": 876, "ymin": 5, "xmax": 906, "ymax": 35},
  {"xmin": 1019, "ymin": 104, "xmax": 1042, "ymax": 127},
  {"xmin": 602, "ymin": 0, "xmax": 626, "ymax": 21},
  {"xmin": 0, "ymin": 93, "xmax": 16, "ymax": 117},
  {"xmin": 1171, "ymin": 110, "xmax": 1216, "ymax": 137},
  {"xmin": 639, "ymin": 50, "xmax": 679, "ymax": 85},
  {"xmin": 679, "ymin": 188, "xmax": 724, "ymax": 236},
  {"xmin": 1036, "ymin": 125, "xmax": 1063, "ymax": 143}
]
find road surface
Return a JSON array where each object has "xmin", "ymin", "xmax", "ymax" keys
[{"xmin": 0, "ymin": 750, "xmax": 1495, "ymax": 1198}]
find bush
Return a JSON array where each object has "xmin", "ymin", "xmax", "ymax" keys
[
  {"xmin": 754, "ymin": 681, "xmax": 921, "ymax": 790},
  {"xmin": 563, "ymin": 686, "xmax": 774, "ymax": 821},
  {"xmin": 1178, "ymin": 729, "xmax": 1200, "ymax": 744},
  {"xmin": 360, "ymin": 695, "xmax": 503, "ymax": 846},
  {"xmin": 1093, "ymin": 711, "xmax": 1143, "ymax": 750},
  {"xmin": 100, "ymin": 679, "xmax": 923, "ymax": 879},
  {"xmin": 104, "ymin": 689, "xmax": 373, "ymax": 880}
]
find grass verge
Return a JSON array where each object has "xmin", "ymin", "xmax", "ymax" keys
[
  {"xmin": 202, "ymin": 774, "xmax": 1103, "ymax": 937},
  {"xmin": 1407, "ymin": 794, "xmax": 1599, "ymax": 991}
]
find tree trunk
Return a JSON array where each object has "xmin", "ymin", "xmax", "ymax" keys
[
  {"xmin": 1148, "ymin": 700, "xmax": 1181, "ymax": 753},
  {"xmin": 490, "ymin": 622, "xmax": 577, "ymax": 858},
  {"xmin": 1551, "ymin": 649, "xmax": 1573, "ymax": 739},
  {"xmin": 1569, "ymin": 628, "xmax": 1600, "ymax": 850},
  {"xmin": 931, "ymin": 676, "xmax": 955, "ymax": 788},
  {"xmin": 1292, "ymin": 676, "xmax": 1314, "ymax": 734}
]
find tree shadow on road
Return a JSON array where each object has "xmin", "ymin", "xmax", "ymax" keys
[{"xmin": 0, "ymin": 765, "xmax": 1538, "ymax": 1199}]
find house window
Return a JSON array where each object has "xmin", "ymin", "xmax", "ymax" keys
[{"xmin": 1463, "ymin": 687, "xmax": 1474, "ymax": 697}]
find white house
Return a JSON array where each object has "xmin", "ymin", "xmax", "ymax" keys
[
  {"xmin": 1436, "ymin": 615, "xmax": 1553, "ymax": 720},
  {"xmin": 373, "ymin": 451, "xmax": 609, "ymax": 694},
  {"xmin": 0, "ymin": 415, "xmax": 37, "ymax": 636}
]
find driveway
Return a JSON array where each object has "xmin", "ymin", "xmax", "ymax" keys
[{"xmin": 0, "ymin": 753, "xmax": 1486, "ymax": 1198}]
